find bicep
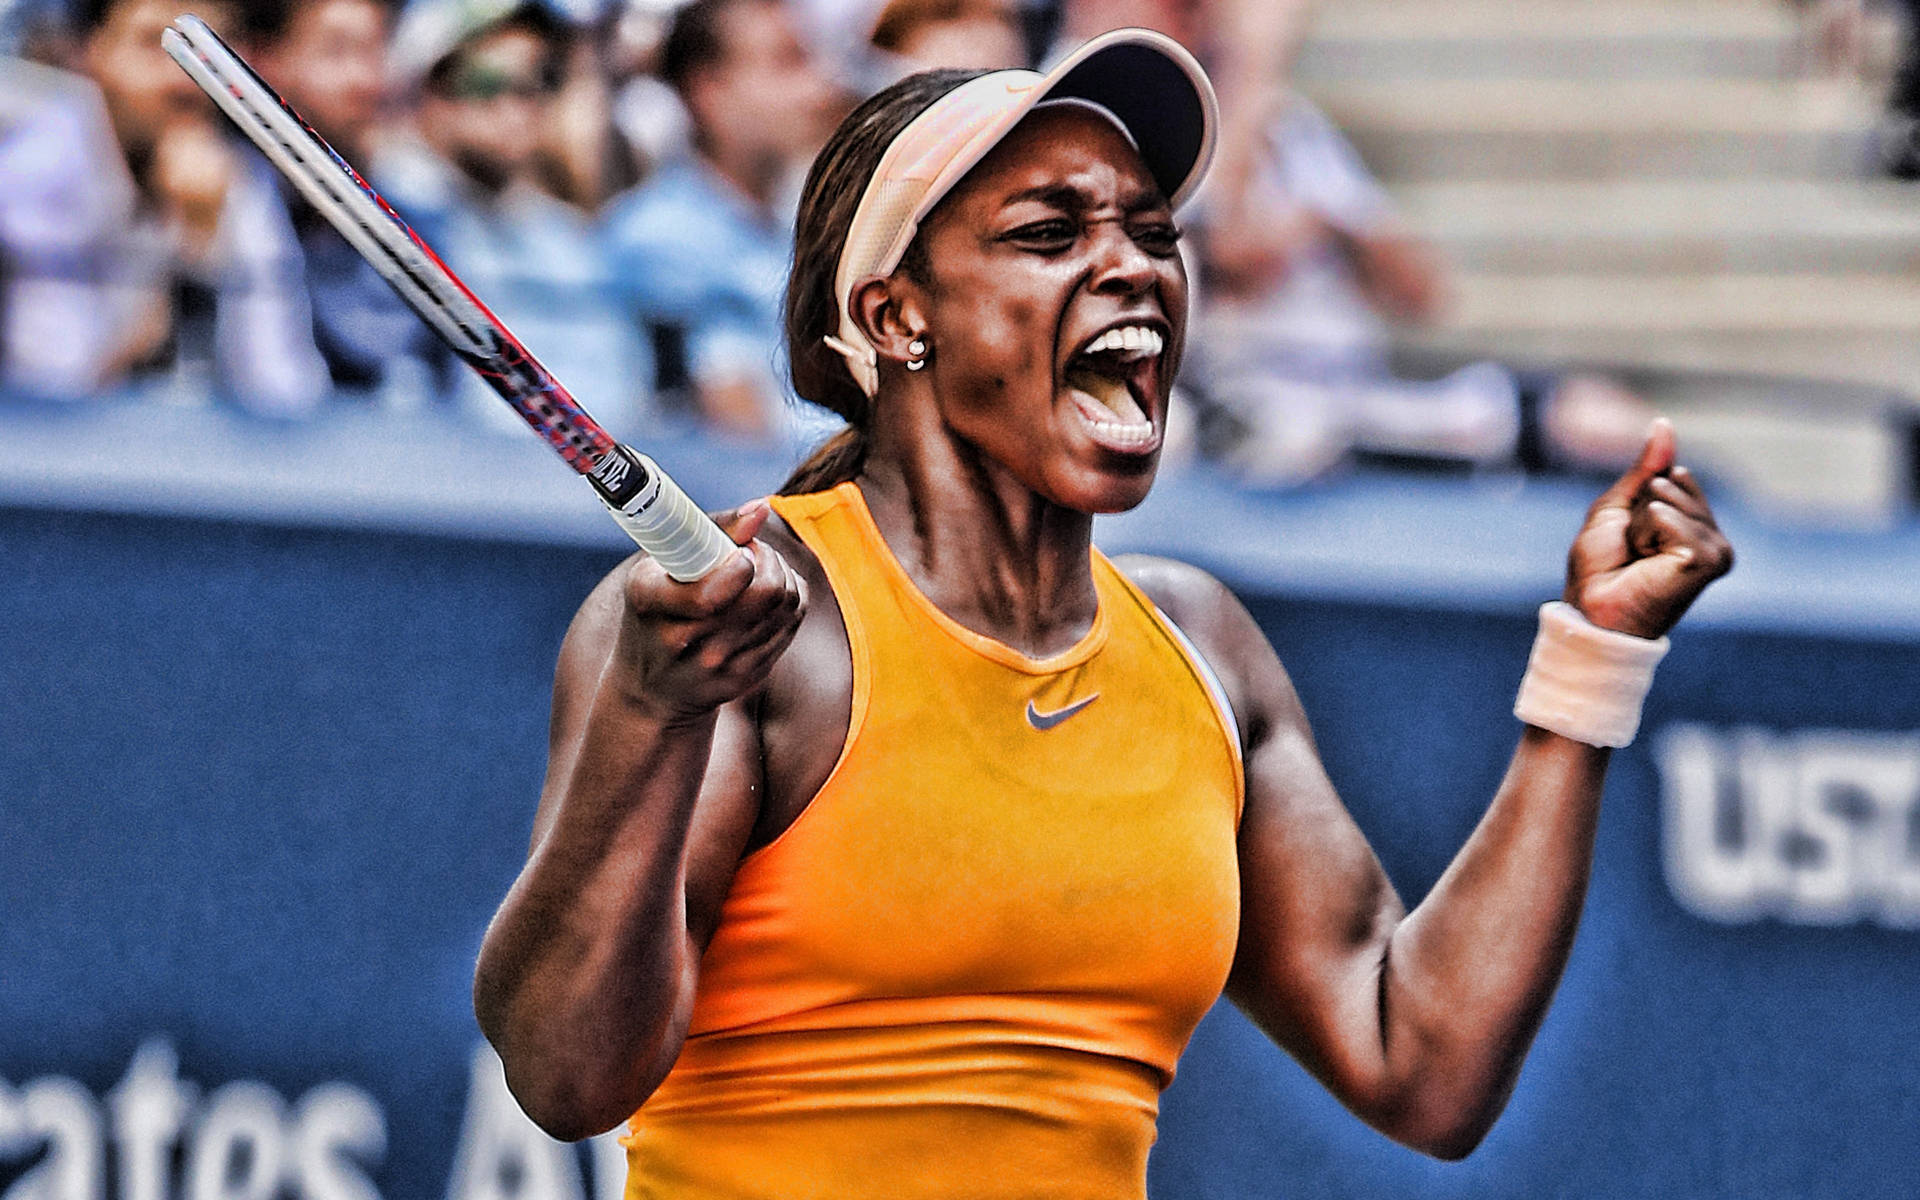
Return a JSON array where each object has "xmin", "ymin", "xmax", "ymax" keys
[{"xmin": 1227, "ymin": 688, "xmax": 1404, "ymax": 1092}]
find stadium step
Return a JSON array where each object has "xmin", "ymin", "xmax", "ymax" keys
[
  {"xmin": 1279, "ymin": 0, "xmax": 1916, "ymax": 515},
  {"xmin": 1317, "ymin": 78, "xmax": 1879, "ymax": 181},
  {"xmin": 1406, "ymin": 271, "xmax": 1920, "ymax": 395},
  {"xmin": 1396, "ymin": 180, "xmax": 1920, "ymax": 274},
  {"xmin": 1298, "ymin": 0, "xmax": 1804, "ymax": 82}
]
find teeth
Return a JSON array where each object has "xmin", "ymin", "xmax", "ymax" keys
[{"xmin": 1084, "ymin": 325, "xmax": 1163, "ymax": 360}]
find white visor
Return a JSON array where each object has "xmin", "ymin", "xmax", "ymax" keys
[{"xmin": 823, "ymin": 29, "xmax": 1218, "ymax": 398}]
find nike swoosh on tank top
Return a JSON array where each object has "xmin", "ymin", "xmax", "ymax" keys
[{"xmin": 621, "ymin": 482, "xmax": 1244, "ymax": 1200}]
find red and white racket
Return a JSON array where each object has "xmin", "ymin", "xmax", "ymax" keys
[{"xmin": 162, "ymin": 13, "xmax": 736, "ymax": 581}]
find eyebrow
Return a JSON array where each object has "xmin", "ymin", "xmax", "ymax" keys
[{"xmin": 998, "ymin": 182, "xmax": 1169, "ymax": 215}]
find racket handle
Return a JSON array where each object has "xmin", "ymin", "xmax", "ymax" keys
[{"xmin": 598, "ymin": 450, "xmax": 739, "ymax": 581}]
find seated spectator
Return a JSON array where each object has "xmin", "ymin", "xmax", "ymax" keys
[
  {"xmin": 601, "ymin": 0, "xmax": 842, "ymax": 442},
  {"xmin": 536, "ymin": 14, "xmax": 645, "ymax": 211},
  {"xmin": 1880, "ymin": 0, "xmax": 1920, "ymax": 176},
  {"xmin": 1055, "ymin": 0, "xmax": 1650, "ymax": 484},
  {"xmin": 256, "ymin": 0, "xmax": 452, "ymax": 403},
  {"xmin": 606, "ymin": 0, "xmax": 694, "ymax": 181},
  {"xmin": 0, "ymin": 0, "xmax": 328, "ymax": 412},
  {"xmin": 376, "ymin": 0, "xmax": 653, "ymax": 435},
  {"xmin": 867, "ymin": 0, "xmax": 1027, "ymax": 75},
  {"xmin": 1193, "ymin": 90, "xmax": 1532, "ymax": 483}
]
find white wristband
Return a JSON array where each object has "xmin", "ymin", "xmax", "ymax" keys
[{"xmin": 1513, "ymin": 601, "xmax": 1669, "ymax": 748}]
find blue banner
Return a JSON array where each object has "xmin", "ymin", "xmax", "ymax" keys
[{"xmin": 5, "ymin": 482, "xmax": 1919, "ymax": 1199}]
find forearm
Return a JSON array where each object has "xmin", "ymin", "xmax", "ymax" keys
[
  {"xmin": 473, "ymin": 676, "xmax": 719, "ymax": 1138},
  {"xmin": 1374, "ymin": 727, "xmax": 1607, "ymax": 1153}
]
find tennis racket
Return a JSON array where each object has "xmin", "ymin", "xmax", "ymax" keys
[{"xmin": 161, "ymin": 13, "xmax": 736, "ymax": 581}]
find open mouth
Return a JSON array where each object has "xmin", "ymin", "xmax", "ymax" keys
[{"xmin": 1063, "ymin": 324, "xmax": 1165, "ymax": 453}]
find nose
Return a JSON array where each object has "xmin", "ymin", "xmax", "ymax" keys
[{"xmin": 1087, "ymin": 221, "xmax": 1156, "ymax": 296}]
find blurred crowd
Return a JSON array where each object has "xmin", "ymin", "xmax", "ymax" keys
[{"xmin": 0, "ymin": 0, "xmax": 1658, "ymax": 484}]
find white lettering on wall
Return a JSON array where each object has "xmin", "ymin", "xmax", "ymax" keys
[
  {"xmin": 0, "ymin": 1042, "xmax": 625, "ymax": 1200},
  {"xmin": 0, "ymin": 1075, "xmax": 104, "ymax": 1200},
  {"xmin": 291, "ymin": 1085, "xmax": 385, "ymax": 1200},
  {"xmin": 0, "ymin": 1041, "xmax": 384, "ymax": 1200},
  {"xmin": 444, "ymin": 1045, "xmax": 582, "ymax": 1200},
  {"xmin": 443, "ymin": 1047, "xmax": 626, "ymax": 1200},
  {"xmin": 1657, "ymin": 724, "xmax": 1920, "ymax": 927}
]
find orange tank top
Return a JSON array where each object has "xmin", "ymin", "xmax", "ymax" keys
[{"xmin": 622, "ymin": 482, "xmax": 1243, "ymax": 1200}]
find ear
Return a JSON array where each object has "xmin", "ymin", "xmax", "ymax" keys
[{"xmin": 849, "ymin": 273, "xmax": 929, "ymax": 371}]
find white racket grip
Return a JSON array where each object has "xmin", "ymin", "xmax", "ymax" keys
[{"xmin": 600, "ymin": 454, "xmax": 739, "ymax": 581}]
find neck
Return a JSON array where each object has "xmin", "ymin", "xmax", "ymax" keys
[
  {"xmin": 700, "ymin": 138, "xmax": 781, "ymax": 210},
  {"xmin": 856, "ymin": 409, "xmax": 1099, "ymax": 660}
]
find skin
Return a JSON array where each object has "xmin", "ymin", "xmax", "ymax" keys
[
  {"xmin": 675, "ymin": 0, "xmax": 843, "ymax": 438},
  {"xmin": 82, "ymin": 0, "xmax": 240, "ymax": 376},
  {"xmin": 473, "ymin": 107, "xmax": 1733, "ymax": 1151},
  {"xmin": 888, "ymin": 14, "xmax": 1028, "ymax": 72},
  {"xmin": 419, "ymin": 26, "xmax": 554, "ymax": 195},
  {"xmin": 681, "ymin": 0, "xmax": 840, "ymax": 209},
  {"xmin": 85, "ymin": 0, "xmax": 233, "ymax": 170},
  {"xmin": 259, "ymin": 0, "xmax": 391, "ymax": 164}
]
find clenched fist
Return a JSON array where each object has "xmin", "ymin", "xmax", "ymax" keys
[
  {"xmin": 614, "ymin": 500, "xmax": 807, "ymax": 723},
  {"xmin": 1564, "ymin": 418, "xmax": 1733, "ymax": 640}
]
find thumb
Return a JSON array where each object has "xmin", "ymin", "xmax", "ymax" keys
[
  {"xmin": 714, "ymin": 498, "xmax": 772, "ymax": 546},
  {"xmin": 1593, "ymin": 417, "xmax": 1676, "ymax": 512}
]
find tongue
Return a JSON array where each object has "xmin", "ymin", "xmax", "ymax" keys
[{"xmin": 1066, "ymin": 366, "xmax": 1146, "ymax": 424}]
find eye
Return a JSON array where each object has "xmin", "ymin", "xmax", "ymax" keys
[
  {"xmin": 1004, "ymin": 218, "xmax": 1077, "ymax": 251},
  {"xmin": 1131, "ymin": 222, "xmax": 1182, "ymax": 257}
]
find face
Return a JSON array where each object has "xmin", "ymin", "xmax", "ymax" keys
[
  {"xmin": 262, "ymin": 0, "xmax": 391, "ymax": 155},
  {"xmin": 420, "ymin": 26, "xmax": 555, "ymax": 191},
  {"xmin": 1064, "ymin": 0, "xmax": 1204, "ymax": 50},
  {"xmin": 893, "ymin": 15, "xmax": 1027, "ymax": 72},
  {"xmin": 694, "ymin": 1, "xmax": 837, "ymax": 159},
  {"xmin": 86, "ymin": 0, "xmax": 234, "ymax": 157},
  {"xmin": 895, "ymin": 105, "xmax": 1188, "ymax": 514}
]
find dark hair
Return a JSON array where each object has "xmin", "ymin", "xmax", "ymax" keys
[
  {"xmin": 658, "ymin": 0, "xmax": 762, "ymax": 99},
  {"xmin": 779, "ymin": 68, "xmax": 984, "ymax": 496},
  {"xmin": 70, "ymin": 0, "xmax": 122, "ymax": 36},
  {"xmin": 73, "ymin": 0, "xmax": 280, "ymax": 39},
  {"xmin": 249, "ymin": 0, "xmax": 397, "ymax": 44},
  {"xmin": 870, "ymin": 0, "xmax": 1015, "ymax": 55}
]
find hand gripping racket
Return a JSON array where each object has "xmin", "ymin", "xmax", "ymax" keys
[{"xmin": 161, "ymin": 13, "xmax": 737, "ymax": 581}]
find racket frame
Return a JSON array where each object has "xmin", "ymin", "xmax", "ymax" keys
[{"xmin": 162, "ymin": 14, "xmax": 736, "ymax": 580}]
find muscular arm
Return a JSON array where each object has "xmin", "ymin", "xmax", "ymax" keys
[
  {"xmin": 1224, "ymin": 606, "xmax": 1604, "ymax": 1160},
  {"xmin": 1123, "ymin": 424, "xmax": 1731, "ymax": 1159},
  {"xmin": 472, "ymin": 508, "xmax": 807, "ymax": 1140}
]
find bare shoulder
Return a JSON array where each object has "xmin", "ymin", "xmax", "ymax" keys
[
  {"xmin": 1109, "ymin": 553, "xmax": 1240, "ymax": 631},
  {"xmin": 1109, "ymin": 552, "xmax": 1305, "ymax": 748}
]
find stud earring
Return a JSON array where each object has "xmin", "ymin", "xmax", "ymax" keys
[{"xmin": 906, "ymin": 338, "xmax": 928, "ymax": 371}]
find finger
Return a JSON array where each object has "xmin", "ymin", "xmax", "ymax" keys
[
  {"xmin": 1625, "ymin": 496, "xmax": 1665, "ymax": 561},
  {"xmin": 714, "ymin": 499, "xmax": 772, "ymax": 546},
  {"xmin": 1667, "ymin": 465, "xmax": 1716, "ymax": 515},
  {"xmin": 1649, "ymin": 475, "xmax": 1712, "ymax": 523},
  {"xmin": 693, "ymin": 594, "xmax": 807, "ymax": 674},
  {"xmin": 626, "ymin": 546, "xmax": 756, "ymax": 618},
  {"xmin": 681, "ymin": 543, "xmax": 802, "ymax": 634},
  {"xmin": 1643, "ymin": 501, "xmax": 1737, "ymax": 578},
  {"xmin": 1589, "ymin": 417, "xmax": 1676, "ymax": 515},
  {"xmin": 733, "ymin": 611, "xmax": 805, "ymax": 679},
  {"xmin": 1646, "ymin": 501, "xmax": 1700, "ymax": 562}
]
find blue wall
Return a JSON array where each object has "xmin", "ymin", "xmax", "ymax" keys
[{"xmin": 6, "ymin": 477, "xmax": 1920, "ymax": 1199}]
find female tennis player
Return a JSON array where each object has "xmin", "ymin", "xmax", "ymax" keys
[{"xmin": 473, "ymin": 30, "xmax": 1732, "ymax": 1196}]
